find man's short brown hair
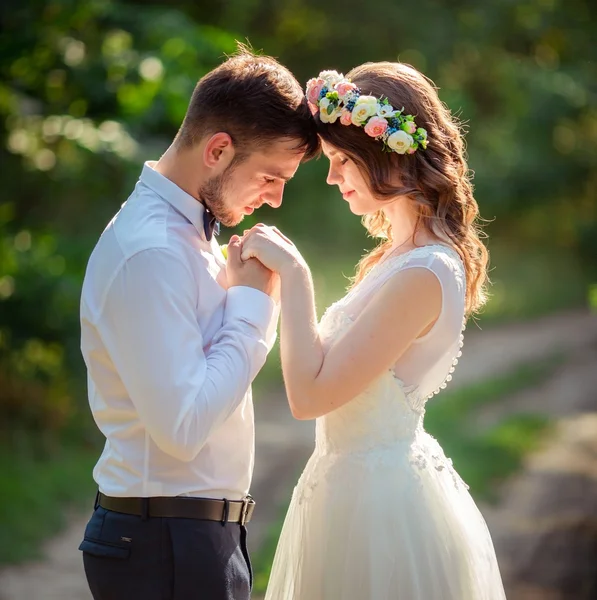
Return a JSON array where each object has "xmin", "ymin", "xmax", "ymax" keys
[{"xmin": 175, "ymin": 45, "xmax": 319, "ymax": 160}]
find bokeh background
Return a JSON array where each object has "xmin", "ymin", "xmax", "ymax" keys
[{"xmin": 1, "ymin": 0, "xmax": 596, "ymax": 598}]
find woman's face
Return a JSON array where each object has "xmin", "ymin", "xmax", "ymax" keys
[{"xmin": 321, "ymin": 139, "xmax": 384, "ymax": 216}]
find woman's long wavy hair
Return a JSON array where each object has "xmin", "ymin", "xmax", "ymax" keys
[{"xmin": 315, "ymin": 62, "xmax": 489, "ymax": 316}]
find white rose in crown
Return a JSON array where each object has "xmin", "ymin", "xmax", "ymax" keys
[
  {"xmin": 319, "ymin": 97, "xmax": 341, "ymax": 124},
  {"xmin": 319, "ymin": 70, "xmax": 344, "ymax": 89},
  {"xmin": 386, "ymin": 130, "xmax": 414, "ymax": 154},
  {"xmin": 351, "ymin": 96, "xmax": 379, "ymax": 126}
]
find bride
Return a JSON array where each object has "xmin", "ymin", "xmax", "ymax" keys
[{"xmin": 235, "ymin": 62, "xmax": 506, "ymax": 599}]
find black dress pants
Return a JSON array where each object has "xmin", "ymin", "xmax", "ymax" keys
[{"xmin": 79, "ymin": 506, "xmax": 252, "ymax": 600}]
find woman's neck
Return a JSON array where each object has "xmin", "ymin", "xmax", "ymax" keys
[{"xmin": 382, "ymin": 196, "xmax": 433, "ymax": 251}]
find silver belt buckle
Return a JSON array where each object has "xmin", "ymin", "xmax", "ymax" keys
[{"xmin": 240, "ymin": 494, "xmax": 253, "ymax": 526}]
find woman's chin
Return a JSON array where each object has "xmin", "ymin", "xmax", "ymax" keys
[
  {"xmin": 344, "ymin": 195, "xmax": 379, "ymax": 217},
  {"xmin": 348, "ymin": 204, "xmax": 372, "ymax": 217},
  {"xmin": 345, "ymin": 201, "xmax": 365, "ymax": 216}
]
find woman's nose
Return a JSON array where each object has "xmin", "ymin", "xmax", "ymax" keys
[{"xmin": 326, "ymin": 165, "xmax": 343, "ymax": 186}]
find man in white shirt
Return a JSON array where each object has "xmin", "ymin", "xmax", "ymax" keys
[{"xmin": 78, "ymin": 47, "xmax": 318, "ymax": 600}]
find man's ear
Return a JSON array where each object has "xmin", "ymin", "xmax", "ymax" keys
[{"xmin": 203, "ymin": 132, "xmax": 235, "ymax": 170}]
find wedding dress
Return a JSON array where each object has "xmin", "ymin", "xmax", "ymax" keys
[{"xmin": 264, "ymin": 245, "xmax": 506, "ymax": 600}]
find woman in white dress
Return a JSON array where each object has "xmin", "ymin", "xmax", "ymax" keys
[{"xmin": 237, "ymin": 62, "xmax": 506, "ymax": 599}]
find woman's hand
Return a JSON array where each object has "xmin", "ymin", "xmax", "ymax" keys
[{"xmin": 240, "ymin": 224, "xmax": 305, "ymax": 275}]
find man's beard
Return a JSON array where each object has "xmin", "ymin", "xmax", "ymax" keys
[{"xmin": 198, "ymin": 165, "xmax": 242, "ymax": 228}]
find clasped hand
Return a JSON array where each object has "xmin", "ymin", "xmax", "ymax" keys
[{"xmin": 226, "ymin": 224, "xmax": 303, "ymax": 299}]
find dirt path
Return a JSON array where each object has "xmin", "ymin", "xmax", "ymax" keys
[{"xmin": 0, "ymin": 309, "xmax": 595, "ymax": 600}]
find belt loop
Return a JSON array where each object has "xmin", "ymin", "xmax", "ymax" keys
[
  {"xmin": 240, "ymin": 496, "xmax": 251, "ymax": 527},
  {"xmin": 221, "ymin": 498, "xmax": 229, "ymax": 527},
  {"xmin": 141, "ymin": 498, "xmax": 149, "ymax": 521},
  {"xmin": 94, "ymin": 490, "xmax": 100, "ymax": 510}
]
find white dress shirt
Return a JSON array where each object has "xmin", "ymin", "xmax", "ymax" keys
[{"xmin": 80, "ymin": 161, "xmax": 278, "ymax": 500}]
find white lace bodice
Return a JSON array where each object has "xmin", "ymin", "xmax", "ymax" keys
[{"xmin": 315, "ymin": 245, "xmax": 466, "ymax": 454}]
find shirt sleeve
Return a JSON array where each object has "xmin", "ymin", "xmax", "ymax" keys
[{"xmin": 99, "ymin": 247, "xmax": 275, "ymax": 462}]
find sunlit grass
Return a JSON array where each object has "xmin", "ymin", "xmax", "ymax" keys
[
  {"xmin": 588, "ymin": 283, "xmax": 597, "ymax": 313},
  {"xmin": 424, "ymin": 355, "xmax": 558, "ymax": 500},
  {"xmin": 0, "ymin": 444, "xmax": 98, "ymax": 563},
  {"xmin": 424, "ymin": 354, "xmax": 560, "ymax": 426}
]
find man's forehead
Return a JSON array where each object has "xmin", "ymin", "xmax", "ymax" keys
[
  {"xmin": 250, "ymin": 142, "xmax": 305, "ymax": 175},
  {"xmin": 259, "ymin": 137, "xmax": 306, "ymax": 156}
]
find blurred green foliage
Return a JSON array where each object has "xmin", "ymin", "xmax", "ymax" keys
[{"xmin": 0, "ymin": 0, "xmax": 595, "ymax": 539}]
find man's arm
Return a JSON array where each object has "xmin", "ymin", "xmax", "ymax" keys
[{"xmin": 98, "ymin": 247, "xmax": 275, "ymax": 462}]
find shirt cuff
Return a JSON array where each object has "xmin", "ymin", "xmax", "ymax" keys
[{"xmin": 225, "ymin": 286, "xmax": 277, "ymax": 336}]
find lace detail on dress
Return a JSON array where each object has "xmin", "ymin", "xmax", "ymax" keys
[
  {"xmin": 409, "ymin": 435, "xmax": 470, "ymax": 491},
  {"xmin": 316, "ymin": 306, "xmax": 427, "ymax": 455}
]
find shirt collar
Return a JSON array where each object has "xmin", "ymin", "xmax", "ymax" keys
[{"xmin": 140, "ymin": 161, "xmax": 207, "ymax": 239}]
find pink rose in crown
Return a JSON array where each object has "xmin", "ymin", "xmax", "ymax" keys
[
  {"xmin": 364, "ymin": 116, "xmax": 388, "ymax": 138},
  {"xmin": 407, "ymin": 146, "xmax": 417, "ymax": 154},
  {"xmin": 336, "ymin": 81, "xmax": 357, "ymax": 100},
  {"xmin": 306, "ymin": 78, "xmax": 325, "ymax": 106},
  {"xmin": 340, "ymin": 109, "xmax": 353, "ymax": 126}
]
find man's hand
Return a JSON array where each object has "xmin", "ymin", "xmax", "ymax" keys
[{"xmin": 226, "ymin": 235, "xmax": 280, "ymax": 299}]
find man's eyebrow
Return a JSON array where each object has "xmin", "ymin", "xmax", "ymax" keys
[{"xmin": 266, "ymin": 171, "xmax": 294, "ymax": 182}]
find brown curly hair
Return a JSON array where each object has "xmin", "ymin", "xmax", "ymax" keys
[{"xmin": 315, "ymin": 62, "xmax": 489, "ymax": 316}]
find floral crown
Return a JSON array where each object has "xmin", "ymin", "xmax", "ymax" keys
[{"xmin": 306, "ymin": 70, "xmax": 428, "ymax": 155}]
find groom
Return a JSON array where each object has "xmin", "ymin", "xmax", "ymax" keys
[{"xmin": 78, "ymin": 47, "xmax": 318, "ymax": 600}]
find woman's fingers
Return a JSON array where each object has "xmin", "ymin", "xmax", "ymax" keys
[
  {"xmin": 238, "ymin": 224, "xmax": 290, "ymax": 262},
  {"xmin": 240, "ymin": 236, "xmax": 258, "ymax": 262},
  {"xmin": 271, "ymin": 226, "xmax": 293, "ymax": 245}
]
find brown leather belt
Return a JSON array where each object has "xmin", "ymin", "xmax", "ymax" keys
[{"xmin": 97, "ymin": 492, "xmax": 255, "ymax": 525}]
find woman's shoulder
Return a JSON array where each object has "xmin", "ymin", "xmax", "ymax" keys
[
  {"xmin": 386, "ymin": 243, "xmax": 463, "ymax": 272},
  {"xmin": 383, "ymin": 244, "xmax": 465, "ymax": 293}
]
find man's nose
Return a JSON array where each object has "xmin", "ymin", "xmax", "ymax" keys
[{"xmin": 264, "ymin": 184, "xmax": 284, "ymax": 209}]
